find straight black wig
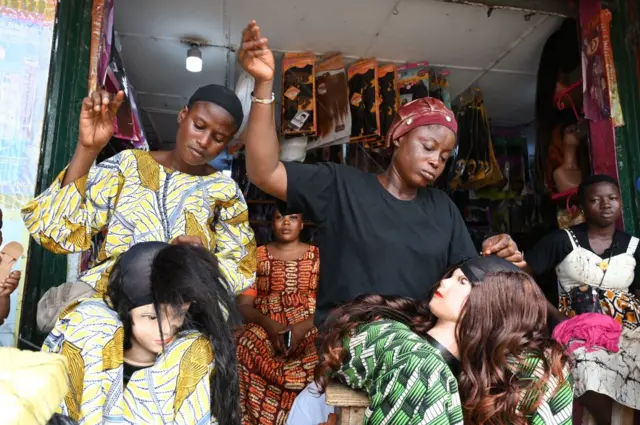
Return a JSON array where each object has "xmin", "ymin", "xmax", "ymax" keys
[{"xmin": 106, "ymin": 244, "xmax": 242, "ymax": 425}]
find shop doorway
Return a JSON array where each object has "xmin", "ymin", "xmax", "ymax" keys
[{"xmin": 106, "ymin": 0, "xmax": 583, "ymax": 256}]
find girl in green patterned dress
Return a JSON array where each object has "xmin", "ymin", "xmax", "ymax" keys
[{"xmin": 315, "ymin": 256, "xmax": 574, "ymax": 425}]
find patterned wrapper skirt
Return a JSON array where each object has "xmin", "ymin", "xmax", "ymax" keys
[{"xmin": 560, "ymin": 288, "xmax": 640, "ymax": 409}]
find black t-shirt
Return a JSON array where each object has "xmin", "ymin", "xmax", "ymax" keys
[
  {"xmin": 284, "ymin": 162, "xmax": 478, "ymax": 326},
  {"xmin": 525, "ymin": 223, "xmax": 640, "ymax": 291}
]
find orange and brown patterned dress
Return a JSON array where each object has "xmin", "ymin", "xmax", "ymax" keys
[{"xmin": 237, "ymin": 244, "xmax": 320, "ymax": 425}]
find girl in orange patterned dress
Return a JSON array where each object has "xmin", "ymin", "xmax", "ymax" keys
[{"xmin": 236, "ymin": 208, "xmax": 319, "ymax": 425}]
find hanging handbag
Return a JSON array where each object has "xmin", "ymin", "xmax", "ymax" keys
[{"xmin": 569, "ymin": 285, "xmax": 603, "ymax": 315}]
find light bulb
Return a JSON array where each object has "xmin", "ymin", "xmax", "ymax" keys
[{"xmin": 186, "ymin": 46, "xmax": 202, "ymax": 73}]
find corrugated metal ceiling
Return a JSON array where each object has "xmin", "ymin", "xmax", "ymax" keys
[{"xmin": 114, "ymin": 0, "xmax": 563, "ymax": 145}]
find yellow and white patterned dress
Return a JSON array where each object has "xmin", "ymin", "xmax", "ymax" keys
[
  {"xmin": 22, "ymin": 149, "xmax": 256, "ymax": 294},
  {"xmin": 43, "ymin": 297, "xmax": 218, "ymax": 424}
]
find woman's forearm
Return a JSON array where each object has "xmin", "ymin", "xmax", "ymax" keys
[
  {"xmin": 61, "ymin": 146, "xmax": 100, "ymax": 186},
  {"xmin": 546, "ymin": 300, "xmax": 567, "ymax": 329},
  {"xmin": 237, "ymin": 304, "xmax": 270, "ymax": 327},
  {"xmin": 244, "ymin": 80, "xmax": 287, "ymax": 198}
]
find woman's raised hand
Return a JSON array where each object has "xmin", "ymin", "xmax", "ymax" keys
[
  {"xmin": 238, "ymin": 21, "xmax": 275, "ymax": 83},
  {"xmin": 78, "ymin": 89, "xmax": 125, "ymax": 152}
]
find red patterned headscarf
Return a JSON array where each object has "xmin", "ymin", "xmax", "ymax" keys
[{"xmin": 385, "ymin": 97, "xmax": 457, "ymax": 146}]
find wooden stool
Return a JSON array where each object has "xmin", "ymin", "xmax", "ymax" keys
[
  {"xmin": 325, "ymin": 381, "xmax": 369, "ymax": 425},
  {"xmin": 580, "ymin": 401, "xmax": 635, "ymax": 425}
]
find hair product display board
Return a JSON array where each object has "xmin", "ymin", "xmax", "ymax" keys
[
  {"xmin": 348, "ymin": 58, "xmax": 380, "ymax": 142},
  {"xmin": 281, "ymin": 53, "xmax": 317, "ymax": 136}
]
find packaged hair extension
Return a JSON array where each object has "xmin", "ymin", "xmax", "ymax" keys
[
  {"xmin": 348, "ymin": 58, "xmax": 380, "ymax": 141},
  {"xmin": 378, "ymin": 64, "xmax": 399, "ymax": 139},
  {"xmin": 439, "ymin": 70, "xmax": 452, "ymax": 109},
  {"xmin": 450, "ymin": 89, "xmax": 504, "ymax": 191},
  {"xmin": 306, "ymin": 53, "xmax": 352, "ymax": 150},
  {"xmin": 450, "ymin": 97, "xmax": 475, "ymax": 190},
  {"xmin": 361, "ymin": 135, "xmax": 384, "ymax": 150},
  {"xmin": 279, "ymin": 135, "xmax": 308, "ymax": 162},
  {"xmin": 281, "ymin": 53, "xmax": 316, "ymax": 136},
  {"xmin": 357, "ymin": 64, "xmax": 399, "ymax": 151},
  {"xmin": 397, "ymin": 62, "xmax": 430, "ymax": 106},
  {"xmin": 428, "ymin": 68, "xmax": 452, "ymax": 106},
  {"xmin": 429, "ymin": 69, "xmax": 443, "ymax": 102}
]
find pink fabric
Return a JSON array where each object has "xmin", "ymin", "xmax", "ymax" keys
[{"xmin": 552, "ymin": 313, "xmax": 622, "ymax": 353}]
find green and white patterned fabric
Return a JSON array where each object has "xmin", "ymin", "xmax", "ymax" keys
[
  {"xmin": 513, "ymin": 356, "xmax": 574, "ymax": 425},
  {"xmin": 335, "ymin": 319, "xmax": 574, "ymax": 425},
  {"xmin": 336, "ymin": 320, "xmax": 463, "ymax": 425}
]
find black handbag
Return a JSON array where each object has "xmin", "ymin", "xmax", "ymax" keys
[{"xmin": 570, "ymin": 285, "xmax": 603, "ymax": 315}]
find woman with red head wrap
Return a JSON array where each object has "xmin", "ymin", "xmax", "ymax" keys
[{"xmin": 238, "ymin": 21, "xmax": 523, "ymax": 336}]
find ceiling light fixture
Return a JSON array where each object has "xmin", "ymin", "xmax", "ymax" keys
[{"xmin": 186, "ymin": 44, "xmax": 202, "ymax": 73}]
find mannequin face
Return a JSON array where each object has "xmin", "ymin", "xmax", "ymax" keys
[
  {"xmin": 129, "ymin": 303, "xmax": 190, "ymax": 360},
  {"xmin": 429, "ymin": 268, "xmax": 472, "ymax": 322},
  {"xmin": 563, "ymin": 124, "xmax": 580, "ymax": 148}
]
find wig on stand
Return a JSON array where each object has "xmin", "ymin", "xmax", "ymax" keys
[
  {"xmin": 315, "ymin": 258, "xmax": 570, "ymax": 425},
  {"xmin": 107, "ymin": 244, "xmax": 242, "ymax": 425},
  {"xmin": 534, "ymin": 18, "xmax": 582, "ymax": 193}
]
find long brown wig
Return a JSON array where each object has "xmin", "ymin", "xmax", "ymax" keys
[
  {"xmin": 315, "ymin": 271, "xmax": 568, "ymax": 425},
  {"xmin": 314, "ymin": 294, "xmax": 434, "ymax": 389},
  {"xmin": 315, "ymin": 71, "xmax": 349, "ymax": 139}
]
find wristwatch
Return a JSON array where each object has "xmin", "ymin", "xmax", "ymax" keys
[{"xmin": 251, "ymin": 92, "xmax": 275, "ymax": 104}]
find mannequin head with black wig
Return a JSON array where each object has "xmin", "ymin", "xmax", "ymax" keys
[{"xmin": 106, "ymin": 242, "xmax": 241, "ymax": 425}]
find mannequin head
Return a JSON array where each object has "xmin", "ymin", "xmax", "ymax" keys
[
  {"xmin": 107, "ymin": 242, "xmax": 241, "ymax": 424},
  {"xmin": 428, "ymin": 256, "xmax": 534, "ymax": 327},
  {"xmin": 562, "ymin": 122, "xmax": 580, "ymax": 149},
  {"xmin": 557, "ymin": 109, "xmax": 580, "ymax": 150},
  {"xmin": 316, "ymin": 257, "xmax": 566, "ymax": 425},
  {"xmin": 126, "ymin": 302, "xmax": 190, "ymax": 361},
  {"xmin": 534, "ymin": 18, "xmax": 580, "ymax": 191},
  {"xmin": 428, "ymin": 268, "xmax": 471, "ymax": 323}
]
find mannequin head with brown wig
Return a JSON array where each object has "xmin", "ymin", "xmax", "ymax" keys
[{"xmin": 316, "ymin": 256, "xmax": 568, "ymax": 425}]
